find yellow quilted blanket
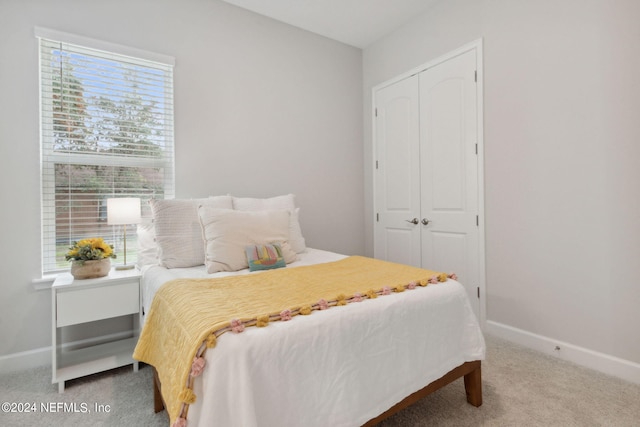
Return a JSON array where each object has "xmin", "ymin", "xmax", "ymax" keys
[{"xmin": 133, "ymin": 256, "xmax": 449, "ymax": 425}]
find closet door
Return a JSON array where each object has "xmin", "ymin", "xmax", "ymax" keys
[
  {"xmin": 419, "ymin": 49, "xmax": 479, "ymax": 316},
  {"xmin": 373, "ymin": 75, "xmax": 421, "ymax": 267},
  {"xmin": 373, "ymin": 45, "xmax": 483, "ymax": 321}
]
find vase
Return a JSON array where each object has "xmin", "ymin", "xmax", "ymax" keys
[{"xmin": 70, "ymin": 258, "xmax": 111, "ymax": 280}]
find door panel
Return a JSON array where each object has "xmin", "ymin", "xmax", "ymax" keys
[
  {"xmin": 420, "ymin": 50, "xmax": 479, "ymax": 317},
  {"xmin": 426, "ymin": 231, "xmax": 469, "ymax": 284},
  {"xmin": 373, "ymin": 75, "xmax": 421, "ymax": 267},
  {"xmin": 428, "ymin": 78, "xmax": 465, "ymax": 210},
  {"xmin": 384, "ymin": 100, "xmax": 413, "ymax": 209},
  {"xmin": 385, "ymin": 229, "xmax": 417, "ymax": 265}
]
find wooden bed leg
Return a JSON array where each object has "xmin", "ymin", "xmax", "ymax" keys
[
  {"xmin": 153, "ymin": 367, "xmax": 166, "ymax": 413},
  {"xmin": 464, "ymin": 363, "xmax": 483, "ymax": 407}
]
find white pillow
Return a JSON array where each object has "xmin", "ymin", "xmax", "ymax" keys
[
  {"xmin": 288, "ymin": 208, "xmax": 306, "ymax": 253},
  {"xmin": 232, "ymin": 194, "xmax": 307, "ymax": 253},
  {"xmin": 136, "ymin": 219, "xmax": 158, "ymax": 267},
  {"xmin": 198, "ymin": 207, "xmax": 297, "ymax": 273},
  {"xmin": 232, "ymin": 194, "xmax": 296, "ymax": 211},
  {"xmin": 151, "ymin": 196, "xmax": 233, "ymax": 268}
]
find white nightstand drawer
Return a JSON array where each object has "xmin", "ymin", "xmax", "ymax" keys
[{"xmin": 57, "ymin": 282, "xmax": 139, "ymax": 327}]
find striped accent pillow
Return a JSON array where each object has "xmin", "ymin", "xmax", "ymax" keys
[{"xmin": 245, "ymin": 243, "xmax": 286, "ymax": 271}]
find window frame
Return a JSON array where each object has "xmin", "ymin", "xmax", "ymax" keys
[{"xmin": 36, "ymin": 28, "xmax": 175, "ymax": 275}]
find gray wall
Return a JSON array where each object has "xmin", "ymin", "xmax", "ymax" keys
[
  {"xmin": 0, "ymin": 0, "xmax": 363, "ymax": 365},
  {"xmin": 363, "ymin": 0, "xmax": 640, "ymax": 368}
]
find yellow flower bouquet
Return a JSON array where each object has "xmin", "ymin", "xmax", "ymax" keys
[{"xmin": 65, "ymin": 238, "xmax": 116, "ymax": 262}]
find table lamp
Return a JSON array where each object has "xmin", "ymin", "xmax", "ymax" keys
[{"xmin": 107, "ymin": 197, "xmax": 141, "ymax": 270}]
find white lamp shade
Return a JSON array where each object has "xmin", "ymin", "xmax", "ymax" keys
[{"xmin": 107, "ymin": 198, "xmax": 142, "ymax": 225}]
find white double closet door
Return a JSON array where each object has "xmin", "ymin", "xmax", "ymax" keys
[{"xmin": 373, "ymin": 47, "xmax": 483, "ymax": 320}]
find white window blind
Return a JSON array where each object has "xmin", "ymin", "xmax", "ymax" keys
[{"xmin": 38, "ymin": 30, "xmax": 175, "ymax": 274}]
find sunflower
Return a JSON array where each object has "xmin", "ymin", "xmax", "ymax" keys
[{"xmin": 65, "ymin": 238, "xmax": 117, "ymax": 262}]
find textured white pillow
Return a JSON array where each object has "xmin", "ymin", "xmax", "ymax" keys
[
  {"xmin": 288, "ymin": 208, "xmax": 306, "ymax": 253},
  {"xmin": 198, "ymin": 207, "xmax": 297, "ymax": 273},
  {"xmin": 232, "ymin": 194, "xmax": 307, "ymax": 253},
  {"xmin": 136, "ymin": 219, "xmax": 158, "ymax": 267},
  {"xmin": 151, "ymin": 196, "xmax": 233, "ymax": 268},
  {"xmin": 232, "ymin": 194, "xmax": 296, "ymax": 211}
]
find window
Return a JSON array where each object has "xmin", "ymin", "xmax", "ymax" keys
[{"xmin": 37, "ymin": 28, "xmax": 175, "ymax": 274}]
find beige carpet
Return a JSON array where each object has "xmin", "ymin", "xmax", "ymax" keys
[
  {"xmin": 1, "ymin": 334, "xmax": 638, "ymax": 426},
  {"xmin": 379, "ymin": 335, "xmax": 640, "ymax": 426}
]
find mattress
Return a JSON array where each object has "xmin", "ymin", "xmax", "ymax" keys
[{"xmin": 140, "ymin": 249, "xmax": 485, "ymax": 426}]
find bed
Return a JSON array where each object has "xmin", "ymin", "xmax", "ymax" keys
[{"xmin": 133, "ymin": 195, "xmax": 486, "ymax": 427}]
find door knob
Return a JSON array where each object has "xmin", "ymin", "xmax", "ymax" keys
[
  {"xmin": 405, "ymin": 218, "xmax": 419, "ymax": 225},
  {"xmin": 421, "ymin": 218, "xmax": 430, "ymax": 225}
]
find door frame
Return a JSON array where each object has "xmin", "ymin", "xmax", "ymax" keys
[{"xmin": 372, "ymin": 39, "xmax": 486, "ymax": 328}]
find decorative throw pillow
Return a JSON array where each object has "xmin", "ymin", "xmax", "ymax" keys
[
  {"xmin": 232, "ymin": 194, "xmax": 307, "ymax": 253},
  {"xmin": 245, "ymin": 243, "xmax": 286, "ymax": 271},
  {"xmin": 288, "ymin": 208, "xmax": 306, "ymax": 253},
  {"xmin": 232, "ymin": 194, "xmax": 296, "ymax": 211},
  {"xmin": 136, "ymin": 219, "xmax": 158, "ymax": 267},
  {"xmin": 198, "ymin": 207, "xmax": 297, "ymax": 273},
  {"xmin": 150, "ymin": 196, "xmax": 233, "ymax": 268}
]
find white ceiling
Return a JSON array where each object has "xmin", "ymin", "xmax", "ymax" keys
[{"xmin": 221, "ymin": 0, "xmax": 438, "ymax": 49}]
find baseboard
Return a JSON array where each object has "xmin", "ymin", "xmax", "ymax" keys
[
  {"xmin": 486, "ymin": 320, "xmax": 640, "ymax": 385},
  {"xmin": 0, "ymin": 346, "xmax": 50, "ymax": 374},
  {"xmin": 0, "ymin": 330, "xmax": 135, "ymax": 375}
]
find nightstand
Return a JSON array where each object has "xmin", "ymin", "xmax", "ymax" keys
[{"xmin": 51, "ymin": 267, "xmax": 142, "ymax": 393}]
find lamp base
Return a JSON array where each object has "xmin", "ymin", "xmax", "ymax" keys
[{"xmin": 115, "ymin": 264, "xmax": 136, "ymax": 271}]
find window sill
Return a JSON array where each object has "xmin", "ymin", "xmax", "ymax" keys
[{"xmin": 32, "ymin": 274, "xmax": 58, "ymax": 291}]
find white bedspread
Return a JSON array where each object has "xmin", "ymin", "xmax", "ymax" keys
[{"xmin": 140, "ymin": 249, "xmax": 485, "ymax": 427}]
